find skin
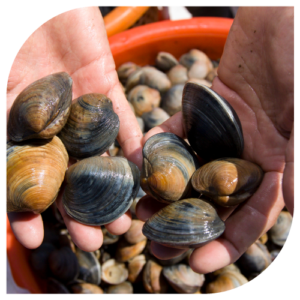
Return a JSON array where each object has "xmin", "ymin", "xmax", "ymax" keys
[
  {"xmin": 7, "ymin": 7, "xmax": 143, "ymax": 251},
  {"xmin": 136, "ymin": 7, "xmax": 294, "ymax": 274},
  {"xmin": 7, "ymin": 7, "xmax": 294, "ymax": 275}
]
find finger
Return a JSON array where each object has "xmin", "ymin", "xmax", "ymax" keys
[
  {"xmin": 7, "ymin": 212, "xmax": 44, "ymax": 249},
  {"xmin": 105, "ymin": 210, "xmax": 132, "ymax": 235},
  {"xmin": 135, "ymin": 195, "xmax": 168, "ymax": 222},
  {"xmin": 150, "ymin": 241, "xmax": 187, "ymax": 260},
  {"xmin": 189, "ymin": 171, "xmax": 284, "ymax": 274},
  {"xmin": 283, "ymin": 125, "xmax": 294, "ymax": 215},
  {"xmin": 55, "ymin": 186, "xmax": 103, "ymax": 252},
  {"xmin": 142, "ymin": 112, "xmax": 185, "ymax": 146}
]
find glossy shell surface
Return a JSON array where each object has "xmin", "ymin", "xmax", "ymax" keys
[
  {"xmin": 7, "ymin": 136, "xmax": 68, "ymax": 213},
  {"xmin": 142, "ymin": 198, "xmax": 225, "ymax": 248},
  {"xmin": 141, "ymin": 132, "xmax": 200, "ymax": 203},
  {"xmin": 8, "ymin": 72, "xmax": 72, "ymax": 142},
  {"xmin": 182, "ymin": 82, "xmax": 244, "ymax": 161},
  {"xmin": 62, "ymin": 156, "xmax": 140, "ymax": 226},
  {"xmin": 191, "ymin": 158, "xmax": 264, "ymax": 207},
  {"xmin": 58, "ymin": 93, "xmax": 119, "ymax": 159}
]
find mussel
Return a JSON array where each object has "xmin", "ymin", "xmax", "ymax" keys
[
  {"xmin": 7, "ymin": 136, "xmax": 68, "ymax": 213},
  {"xmin": 141, "ymin": 132, "xmax": 200, "ymax": 204},
  {"xmin": 182, "ymin": 82, "xmax": 244, "ymax": 161},
  {"xmin": 8, "ymin": 72, "xmax": 72, "ymax": 142},
  {"xmin": 142, "ymin": 198, "xmax": 225, "ymax": 248},
  {"xmin": 62, "ymin": 156, "xmax": 140, "ymax": 226},
  {"xmin": 58, "ymin": 93, "xmax": 119, "ymax": 159},
  {"xmin": 191, "ymin": 158, "xmax": 264, "ymax": 207}
]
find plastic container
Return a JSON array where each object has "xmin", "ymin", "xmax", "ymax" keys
[{"xmin": 7, "ymin": 17, "xmax": 233, "ymax": 293}]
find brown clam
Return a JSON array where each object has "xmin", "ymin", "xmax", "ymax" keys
[
  {"xmin": 124, "ymin": 220, "xmax": 146, "ymax": 245},
  {"xmin": 117, "ymin": 62, "xmax": 141, "ymax": 85},
  {"xmin": 167, "ymin": 64, "xmax": 188, "ymax": 86},
  {"xmin": 155, "ymin": 51, "xmax": 178, "ymax": 72},
  {"xmin": 106, "ymin": 281, "xmax": 133, "ymax": 294},
  {"xmin": 179, "ymin": 49, "xmax": 213, "ymax": 71},
  {"xmin": 141, "ymin": 107, "xmax": 170, "ymax": 131},
  {"xmin": 127, "ymin": 85, "xmax": 161, "ymax": 117},
  {"xmin": 8, "ymin": 72, "xmax": 72, "ymax": 142},
  {"xmin": 162, "ymin": 264, "xmax": 205, "ymax": 294},
  {"xmin": 128, "ymin": 254, "xmax": 147, "ymax": 283},
  {"xmin": 116, "ymin": 238, "xmax": 147, "ymax": 262},
  {"xmin": 161, "ymin": 84, "xmax": 184, "ymax": 116},
  {"xmin": 7, "ymin": 136, "xmax": 68, "ymax": 213},
  {"xmin": 191, "ymin": 158, "xmax": 264, "ymax": 207}
]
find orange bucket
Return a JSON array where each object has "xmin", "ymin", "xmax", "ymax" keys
[{"xmin": 7, "ymin": 17, "xmax": 233, "ymax": 293}]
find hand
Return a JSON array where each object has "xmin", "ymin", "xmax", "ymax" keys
[
  {"xmin": 7, "ymin": 7, "xmax": 143, "ymax": 251},
  {"xmin": 136, "ymin": 7, "xmax": 294, "ymax": 273}
]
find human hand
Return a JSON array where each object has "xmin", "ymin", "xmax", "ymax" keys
[
  {"xmin": 7, "ymin": 7, "xmax": 143, "ymax": 251},
  {"xmin": 136, "ymin": 7, "xmax": 294, "ymax": 273}
]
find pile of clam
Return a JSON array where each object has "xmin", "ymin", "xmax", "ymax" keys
[{"xmin": 7, "ymin": 48, "xmax": 292, "ymax": 293}]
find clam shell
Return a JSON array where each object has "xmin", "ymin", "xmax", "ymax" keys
[
  {"xmin": 101, "ymin": 259, "xmax": 128, "ymax": 285},
  {"xmin": 8, "ymin": 72, "xmax": 72, "ymax": 142},
  {"xmin": 142, "ymin": 198, "xmax": 225, "ymax": 248},
  {"xmin": 155, "ymin": 51, "xmax": 178, "ymax": 72},
  {"xmin": 128, "ymin": 254, "xmax": 146, "ymax": 283},
  {"xmin": 69, "ymin": 282, "xmax": 104, "ymax": 294},
  {"xmin": 141, "ymin": 132, "xmax": 200, "ymax": 203},
  {"xmin": 182, "ymin": 82, "xmax": 244, "ymax": 161},
  {"xmin": 62, "ymin": 156, "xmax": 140, "ymax": 226},
  {"xmin": 141, "ymin": 107, "xmax": 170, "ymax": 131},
  {"xmin": 106, "ymin": 281, "xmax": 133, "ymax": 294},
  {"xmin": 167, "ymin": 64, "xmax": 188, "ymax": 86},
  {"xmin": 7, "ymin": 136, "xmax": 68, "ymax": 213},
  {"xmin": 117, "ymin": 62, "xmax": 141, "ymax": 85},
  {"xmin": 127, "ymin": 85, "xmax": 161, "ymax": 117},
  {"xmin": 162, "ymin": 264, "xmax": 205, "ymax": 293},
  {"xmin": 191, "ymin": 158, "xmax": 264, "ymax": 207},
  {"xmin": 58, "ymin": 93, "xmax": 119, "ymax": 159},
  {"xmin": 268, "ymin": 211, "xmax": 292, "ymax": 246},
  {"xmin": 161, "ymin": 84, "xmax": 184, "ymax": 116},
  {"xmin": 179, "ymin": 49, "xmax": 213, "ymax": 71}
]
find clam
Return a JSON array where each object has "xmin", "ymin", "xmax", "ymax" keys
[
  {"xmin": 48, "ymin": 246, "xmax": 80, "ymax": 283},
  {"xmin": 161, "ymin": 84, "xmax": 184, "ymax": 116},
  {"xmin": 126, "ymin": 66, "xmax": 171, "ymax": 93},
  {"xmin": 69, "ymin": 281, "xmax": 104, "ymax": 294},
  {"xmin": 182, "ymin": 82, "xmax": 244, "ymax": 161},
  {"xmin": 58, "ymin": 93, "xmax": 119, "ymax": 159},
  {"xmin": 187, "ymin": 77, "xmax": 212, "ymax": 87},
  {"xmin": 191, "ymin": 158, "xmax": 264, "ymax": 207},
  {"xmin": 141, "ymin": 107, "xmax": 170, "ymax": 131},
  {"xmin": 62, "ymin": 156, "xmax": 140, "ymax": 226},
  {"xmin": 75, "ymin": 248, "xmax": 101, "ymax": 285},
  {"xmin": 117, "ymin": 62, "xmax": 141, "ymax": 85},
  {"xmin": 102, "ymin": 227, "xmax": 120, "ymax": 245},
  {"xmin": 187, "ymin": 60, "xmax": 212, "ymax": 80},
  {"xmin": 236, "ymin": 241, "xmax": 272, "ymax": 276},
  {"xmin": 7, "ymin": 136, "xmax": 68, "ymax": 213},
  {"xmin": 268, "ymin": 210, "xmax": 292, "ymax": 246},
  {"xmin": 155, "ymin": 51, "xmax": 178, "ymax": 72},
  {"xmin": 141, "ymin": 132, "xmax": 200, "ymax": 204},
  {"xmin": 115, "ymin": 237, "xmax": 147, "ymax": 262},
  {"xmin": 179, "ymin": 49, "xmax": 213, "ymax": 71},
  {"xmin": 106, "ymin": 281, "xmax": 133, "ymax": 294},
  {"xmin": 206, "ymin": 67, "xmax": 218, "ymax": 82},
  {"xmin": 143, "ymin": 260, "xmax": 169, "ymax": 293},
  {"xmin": 127, "ymin": 85, "xmax": 161, "ymax": 117},
  {"xmin": 128, "ymin": 254, "xmax": 146, "ymax": 283},
  {"xmin": 162, "ymin": 264, "xmax": 205, "ymax": 294},
  {"xmin": 8, "ymin": 72, "xmax": 72, "ymax": 142},
  {"xmin": 206, "ymin": 270, "xmax": 248, "ymax": 293},
  {"xmin": 101, "ymin": 259, "xmax": 128, "ymax": 285},
  {"xmin": 142, "ymin": 198, "xmax": 225, "ymax": 248},
  {"xmin": 167, "ymin": 64, "xmax": 188, "ymax": 86},
  {"xmin": 124, "ymin": 219, "xmax": 146, "ymax": 245}
]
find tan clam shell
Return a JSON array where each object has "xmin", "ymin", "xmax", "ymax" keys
[
  {"xmin": 128, "ymin": 254, "xmax": 146, "ymax": 283},
  {"xmin": 124, "ymin": 219, "xmax": 146, "ymax": 245},
  {"xmin": 106, "ymin": 281, "xmax": 133, "ymax": 294},
  {"xmin": 101, "ymin": 259, "xmax": 128, "ymax": 285},
  {"xmin": 7, "ymin": 136, "xmax": 68, "ymax": 213},
  {"xmin": 116, "ymin": 238, "xmax": 147, "ymax": 262},
  {"xmin": 143, "ymin": 260, "xmax": 168, "ymax": 293}
]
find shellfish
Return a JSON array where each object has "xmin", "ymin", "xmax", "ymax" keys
[
  {"xmin": 141, "ymin": 132, "xmax": 200, "ymax": 203},
  {"xmin": 191, "ymin": 158, "xmax": 264, "ymax": 207},
  {"xmin": 58, "ymin": 93, "xmax": 119, "ymax": 159},
  {"xmin": 182, "ymin": 82, "xmax": 244, "ymax": 161},
  {"xmin": 142, "ymin": 198, "xmax": 225, "ymax": 248},
  {"xmin": 7, "ymin": 136, "xmax": 68, "ymax": 213},
  {"xmin": 8, "ymin": 72, "xmax": 72, "ymax": 142},
  {"xmin": 62, "ymin": 156, "xmax": 140, "ymax": 226}
]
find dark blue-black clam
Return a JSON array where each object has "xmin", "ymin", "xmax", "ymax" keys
[
  {"xmin": 141, "ymin": 132, "xmax": 200, "ymax": 204},
  {"xmin": 182, "ymin": 82, "xmax": 244, "ymax": 161},
  {"xmin": 62, "ymin": 156, "xmax": 140, "ymax": 226},
  {"xmin": 142, "ymin": 198, "xmax": 225, "ymax": 249},
  {"xmin": 58, "ymin": 93, "xmax": 119, "ymax": 160},
  {"xmin": 8, "ymin": 72, "xmax": 72, "ymax": 142}
]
